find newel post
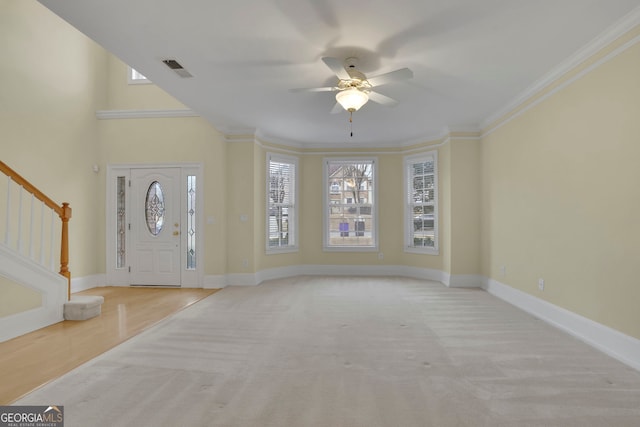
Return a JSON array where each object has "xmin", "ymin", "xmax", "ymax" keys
[{"xmin": 59, "ymin": 202, "xmax": 72, "ymax": 300}]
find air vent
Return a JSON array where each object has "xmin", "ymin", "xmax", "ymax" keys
[{"xmin": 162, "ymin": 59, "xmax": 193, "ymax": 78}]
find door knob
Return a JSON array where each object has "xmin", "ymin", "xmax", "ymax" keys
[
  {"xmin": 173, "ymin": 231, "xmax": 180, "ymax": 236},
  {"xmin": 174, "ymin": 223, "xmax": 179, "ymax": 227}
]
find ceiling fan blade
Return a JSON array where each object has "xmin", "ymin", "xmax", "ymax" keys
[
  {"xmin": 289, "ymin": 86, "xmax": 336, "ymax": 93},
  {"xmin": 322, "ymin": 57, "xmax": 351, "ymax": 80},
  {"xmin": 368, "ymin": 91, "xmax": 399, "ymax": 107},
  {"xmin": 367, "ymin": 68, "xmax": 413, "ymax": 87},
  {"xmin": 330, "ymin": 102, "xmax": 343, "ymax": 114}
]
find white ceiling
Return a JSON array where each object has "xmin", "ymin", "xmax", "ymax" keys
[{"xmin": 39, "ymin": 0, "xmax": 639, "ymax": 147}]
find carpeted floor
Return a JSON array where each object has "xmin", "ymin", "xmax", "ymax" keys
[{"xmin": 16, "ymin": 276, "xmax": 640, "ymax": 426}]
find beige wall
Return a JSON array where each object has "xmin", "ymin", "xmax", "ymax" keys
[
  {"xmin": 0, "ymin": 0, "xmax": 107, "ymax": 278},
  {"xmin": 1, "ymin": 0, "xmax": 107, "ymax": 313},
  {"xmin": 224, "ymin": 141, "xmax": 255, "ymax": 274},
  {"xmin": 480, "ymin": 38, "xmax": 640, "ymax": 339},
  {"xmin": 449, "ymin": 139, "xmax": 481, "ymax": 275},
  {"xmin": 0, "ymin": 276, "xmax": 41, "ymax": 317}
]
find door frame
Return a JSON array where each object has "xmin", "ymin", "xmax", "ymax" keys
[{"xmin": 106, "ymin": 163, "xmax": 204, "ymax": 287}]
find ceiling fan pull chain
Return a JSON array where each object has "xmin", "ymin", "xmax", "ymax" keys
[{"xmin": 350, "ymin": 111, "xmax": 353, "ymax": 137}]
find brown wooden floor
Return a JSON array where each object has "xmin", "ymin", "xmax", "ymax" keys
[{"xmin": 0, "ymin": 286, "xmax": 218, "ymax": 404}]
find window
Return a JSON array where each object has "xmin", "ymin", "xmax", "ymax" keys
[
  {"xmin": 186, "ymin": 175, "xmax": 196, "ymax": 269},
  {"xmin": 405, "ymin": 151, "xmax": 438, "ymax": 254},
  {"xmin": 324, "ymin": 158, "xmax": 377, "ymax": 250},
  {"xmin": 145, "ymin": 181, "xmax": 165, "ymax": 236},
  {"xmin": 267, "ymin": 153, "xmax": 298, "ymax": 252},
  {"xmin": 116, "ymin": 176, "xmax": 126, "ymax": 269},
  {"xmin": 128, "ymin": 66, "xmax": 151, "ymax": 84}
]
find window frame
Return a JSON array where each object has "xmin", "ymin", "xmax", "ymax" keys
[
  {"xmin": 404, "ymin": 151, "xmax": 439, "ymax": 255},
  {"xmin": 266, "ymin": 152, "xmax": 299, "ymax": 254},
  {"xmin": 323, "ymin": 157, "xmax": 378, "ymax": 252}
]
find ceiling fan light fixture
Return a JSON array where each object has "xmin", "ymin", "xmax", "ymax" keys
[{"xmin": 336, "ymin": 88, "xmax": 368, "ymax": 112}]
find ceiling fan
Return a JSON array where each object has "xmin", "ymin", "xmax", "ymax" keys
[{"xmin": 292, "ymin": 57, "xmax": 414, "ymax": 114}]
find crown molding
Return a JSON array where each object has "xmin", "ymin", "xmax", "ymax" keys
[
  {"xmin": 223, "ymin": 134, "xmax": 256, "ymax": 144},
  {"xmin": 482, "ymin": 32, "xmax": 640, "ymax": 138},
  {"xmin": 254, "ymin": 126, "xmax": 467, "ymax": 151},
  {"xmin": 481, "ymin": 6, "xmax": 640, "ymax": 133},
  {"xmin": 95, "ymin": 109, "xmax": 199, "ymax": 120}
]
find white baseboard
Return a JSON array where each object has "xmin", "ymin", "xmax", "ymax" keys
[
  {"xmin": 446, "ymin": 274, "xmax": 484, "ymax": 288},
  {"xmin": 206, "ymin": 265, "xmax": 447, "ymax": 288},
  {"xmin": 86, "ymin": 269, "xmax": 473, "ymax": 289},
  {"xmin": 482, "ymin": 278, "xmax": 640, "ymax": 372},
  {"xmin": 71, "ymin": 274, "xmax": 106, "ymax": 293},
  {"xmin": 203, "ymin": 275, "xmax": 227, "ymax": 289},
  {"xmin": 255, "ymin": 265, "xmax": 304, "ymax": 283},
  {"xmin": 296, "ymin": 264, "xmax": 446, "ymax": 282},
  {"xmin": 0, "ymin": 305, "xmax": 64, "ymax": 343},
  {"xmin": 226, "ymin": 273, "xmax": 260, "ymax": 286},
  {"xmin": 0, "ymin": 244, "xmax": 67, "ymax": 342}
]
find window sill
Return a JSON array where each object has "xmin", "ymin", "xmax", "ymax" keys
[
  {"xmin": 404, "ymin": 246, "xmax": 439, "ymax": 256},
  {"xmin": 266, "ymin": 246, "xmax": 299, "ymax": 255},
  {"xmin": 323, "ymin": 246, "xmax": 379, "ymax": 253}
]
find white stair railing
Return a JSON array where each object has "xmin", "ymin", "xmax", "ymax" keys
[{"xmin": 0, "ymin": 161, "xmax": 72, "ymax": 299}]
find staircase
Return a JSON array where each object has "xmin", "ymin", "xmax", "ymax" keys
[{"xmin": 0, "ymin": 161, "xmax": 102, "ymax": 343}]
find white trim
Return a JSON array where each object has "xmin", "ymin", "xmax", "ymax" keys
[
  {"xmin": 266, "ymin": 153, "xmax": 299, "ymax": 254},
  {"xmin": 255, "ymin": 265, "xmax": 305, "ymax": 283},
  {"xmin": 254, "ymin": 136, "xmax": 452, "ymax": 157},
  {"xmin": 403, "ymin": 151, "xmax": 439, "ymax": 255},
  {"xmin": 0, "ymin": 305, "xmax": 62, "ymax": 343},
  {"xmin": 70, "ymin": 274, "xmax": 106, "ymax": 293},
  {"xmin": 297, "ymin": 264, "xmax": 446, "ymax": 282},
  {"xmin": 107, "ymin": 162, "xmax": 202, "ymax": 170},
  {"xmin": 323, "ymin": 157, "xmax": 378, "ymax": 251},
  {"xmin": 203, "ymin": 275, "xmax": 227, "ymax": 289},
  {"xmin": 105, "ymin": 163, "xmax": 204, "ymax": 288},
  {"xmin": 482, "ymin": 277, "xmax": 640, "ymax": 372},
  {"xmin": 96, "ymin": 109, "xmax": 199, "ymax": 120},
  {"xmin": 446, "ymin": 125, "xmax": 482, "ymax": 135},
  {"xmin": 256, "ymin": 125, "xmax": 477, "ymax": 149},
  {"xmin": 105, "ymin": 168, "xmax": 131, "ymax": 286},
  {"xmin": 180, "ymin": 167, "xmax": 205, "ymax": 287},
  {"xmin": 226, "ymin": 273, "xmax": 260, "ymax": 286},
  {"xmin": 445, "ymin": 274, "xmax": 483, "ymax": 288},
  {"xmin": 219, "ymin": 127, "xmax": 257, "ymax": 139},
  {"xmin": 481, "ymin": 17, "xmax": 640, "ymax": 135},
  {"xmin": 0, "ymin": 244, "xmax": 66, "ymax": 342},
  {"xmin": 212, "ymin": 264, "xmax": 447, "ymax": 287}
]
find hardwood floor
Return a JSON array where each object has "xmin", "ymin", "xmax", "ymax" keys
[{"xmin": 0, "ymin": 286, "xmax": 218, "ymax": 404}]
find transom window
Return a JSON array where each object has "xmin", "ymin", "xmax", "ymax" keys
[
  {"xmin": 266, "ymin": 153, "xmax": 298, "ymax": 252},
  {"xmin": 128, "ymin": 66, "xmax": 151, "ymax": 84},
  {"xmin": 405, "ymin": 151, "xmax": 438, "ymax": 254},
  {"xmin": 324, "ymin": 158, "xmax": 377, "ymax": 250}
]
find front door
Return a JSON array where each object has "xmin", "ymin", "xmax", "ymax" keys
[{"xmin": 131, "ymin": 168, "xmax": 181, "ymax": 286}]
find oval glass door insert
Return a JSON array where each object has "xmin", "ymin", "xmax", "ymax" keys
[{"xmin": 145, "ymin": 181, "xmax": 165, "ymax": 235}]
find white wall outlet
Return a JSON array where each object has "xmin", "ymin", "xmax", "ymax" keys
[
  {"xmin": 239, "ymin": 214, "xmax": 248, "ymax": 222},
  {"xmin": 242, "ymin": 259, "xmax": 249, "ymax": 268},
  {"xmin": 538, "ymin": 278, "xmax": 545, "ymax": 291},
  {"xmin": 378, "ymin": 252, "xmax": 384, "ymax": 260},
  {"xmin": 207, "ymin": 216, "xmax": 216, "ymax": 225},
  {"xmin": 500, "ymin": 265, "xmax": 506, "ymax": 277}
]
